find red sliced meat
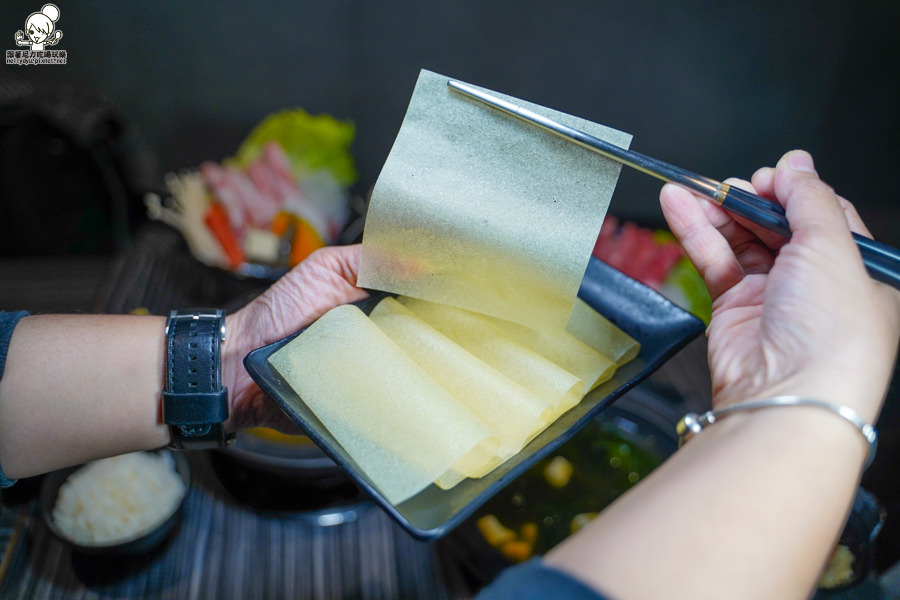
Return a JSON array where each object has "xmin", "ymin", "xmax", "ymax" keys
[
  {"xmin": 592, "ymin": 217, "xmax": 685, "ymax": 289},
  {"xmin": 592, "ymin": 215, "xmax": 619, "ymax": 258},
  {"xmin": 641, "ymin": 242, "xmax": 684, "ymax": 289}
]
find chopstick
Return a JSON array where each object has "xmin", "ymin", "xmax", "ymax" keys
[{"xmin": 447, "ymin": 80, "xmax": 900, "ymax": 290}]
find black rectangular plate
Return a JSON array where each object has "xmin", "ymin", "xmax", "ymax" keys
[{"xmin": 244, "ymin": 256, "xmax": 704, "ymax": 539}]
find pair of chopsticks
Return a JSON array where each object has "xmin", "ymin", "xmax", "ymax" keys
[{"xmin": 448, "ymin": 80, "xmax": 900, "ymax": 290}]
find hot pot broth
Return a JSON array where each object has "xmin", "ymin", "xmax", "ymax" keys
[{"xmin": 473, "ymin": 411, "xmax": 673, "ymax": 561}]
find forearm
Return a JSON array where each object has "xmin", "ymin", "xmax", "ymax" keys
[
  {"xmin": 0, "ymin": 314, "xmax": 169, "ymax": 478},
  {"xmin": 545, "ymin": 404, "xmax": 870, "ymax": 600}
]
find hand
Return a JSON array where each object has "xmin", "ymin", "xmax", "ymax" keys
[
  {"xmin": 660, "ymin": 150, "xmax": 900, "ymax": 421},
  {"xmin": 221, "ymin": 244, "xmax": 368, "ymax": 431}
]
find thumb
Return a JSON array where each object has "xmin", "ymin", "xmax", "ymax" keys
[{"xmin": 773, "ymin": 151, "xmax": 855, "ymax": 251}]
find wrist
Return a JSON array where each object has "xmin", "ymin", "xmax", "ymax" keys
[
  {"xmin": 221, "ymin": 310, "xmax": 266, "ymax": 431},
  {"xmin": 682, "ymin": 395, "xmax": 872, "ymax": 475},
  {"xmin": 680, "ymin": 395, "xmax": 877, "ymax": 468},
  {"xmin": 221, "ymin": 307, "xmax": 321, "ymax": 433},
  {"xmin": 716, "ymin": 375, "xmax": 886, "ymax": 426}
]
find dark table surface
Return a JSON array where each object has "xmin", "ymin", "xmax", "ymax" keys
[{"xmin": 0, "ymin": 223, "xmax": 716, "ymax": 599}]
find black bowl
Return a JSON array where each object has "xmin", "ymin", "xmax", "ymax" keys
[
  {"xmin": 39, "ymin": 450, "xmax": 190, "ymax": 556},
  {"xmin": 221, "ymin": 429, "xmax": 344, "ymax": 482},
  {"xmin": 814, "ymin": 487, "xmax": 886, "ymax": 596},
  {"xmin": 210, "ymin": 429, "xmax": 371, "ymax": 518}
]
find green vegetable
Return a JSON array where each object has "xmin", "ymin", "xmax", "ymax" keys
[
  {"xmin": 664, "ymin": 257, "xmax": 712, "ymax": 325},
  {"xmin": 234, "ymin": 109, "xmax": 357, "ymax": 185}
]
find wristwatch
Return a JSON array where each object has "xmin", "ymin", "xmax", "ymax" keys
[{"xmin": 163, "ymin": 308, "xmax": 235, "ymax": 449}]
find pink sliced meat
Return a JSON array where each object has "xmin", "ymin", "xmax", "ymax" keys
[
  {"xmin": 261, "ymin": 142, "xmax": 329, "ymax": 238},
  {"xmin": 200, "ymin": 161, "xmax": 248, "ymax": 235},
  {"xmin": 262, "ymin": 142, "xmax": 298, "ymax": 189},
  {"xmin": 244, "ymin": 160, "xmax": 284, "ymax": 226}
]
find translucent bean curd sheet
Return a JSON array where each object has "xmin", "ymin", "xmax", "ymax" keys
[
  {"xmin": 358, "ymin": 70, "xmax": 632, "ymax": 333},
  {"xmin": 566, "ymin": 298, "xmax": 641, "ymax": 366},
  {"xmin": 399, "ymin": 297, "xmax": 584, "ymax": 423},
  {"xmin": 267, "ymin": 304, "xmax": 498, "ymax": 505},
  {"xmin": 482, "ymin": 312, "xmax": 617, "ymax": 393},
  {"xmin": 369, "ymin": 297, "xmax": 548, "ymax": 465}
]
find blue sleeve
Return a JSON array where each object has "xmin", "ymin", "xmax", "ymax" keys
[
  {"xmin": 474, "ymin": 558, "xmax": 613, "ymax": 600},
  {"xmin": 0, "ymin": 311, "xmax": 29, "ymax": 488}
]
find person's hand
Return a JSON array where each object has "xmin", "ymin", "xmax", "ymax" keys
[
  {"xmin": 221, "ymin": 244, "xmax": 368, "ymax": 431},
  {"xmin": 660, "ymin": 150, "xmax": 900, "ymax": 422}
]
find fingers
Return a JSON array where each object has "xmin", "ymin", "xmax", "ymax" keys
[
  {"xmin": 771, "ymin": 151, "xmax": 859, "ymax": 257},
  {"xmin": 720, "ymin": 177, "xmax": 789, "ymax": 253},
  {"xmin": 660, "ymin": 183, "xmax": 745, "ymax": 299},
  {"xmin": 755, "ymin": 153, "xmax": 872, "ymax": 240},
  {"xmin": 835, "ymin": 195, "xmax": 873, "ymax": 238},
  {"xmin": 234, "ymin": 244, "xmax": 368, "ymax": 351},
  {"xmin": 223, "ymin": 244, "xmax": 369, "ymax": 424},
  {"xmin": 273, "ymin": 244, "xmax": 369, "ymax": 332},
  {"xmin": 306, "ymin": 244, "xmax": 365, "ymax": 288},
  {"xmin": 749, "ymin": 166, "xmax": 776, "ymax": 199}
]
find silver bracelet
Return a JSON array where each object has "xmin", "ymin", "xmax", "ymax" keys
[{"xmin": 676, "ymin": 395, "xmax": 878, "ymax": 467}]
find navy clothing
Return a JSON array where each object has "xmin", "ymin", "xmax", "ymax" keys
[
  {"xmin": 475, "ymin": 558, "xmax": 611, "ymax": 600},
  {"xmin": 0, "ymin": 311, "xmax": 28, "ymax": 488}
]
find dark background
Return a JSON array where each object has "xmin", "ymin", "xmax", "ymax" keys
[
  {"xmin": 3, "ymin": 0, "xmax": 900, "ymax": 574},
  {"xmin": 1, "ymin": 0, "xmax": 898, "ymax": 243}
]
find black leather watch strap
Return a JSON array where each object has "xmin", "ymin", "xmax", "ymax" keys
[{"xmin": 163, "ymin": 308, "xmax": 234, "ymax": 450}]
